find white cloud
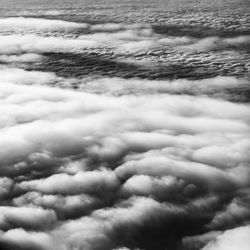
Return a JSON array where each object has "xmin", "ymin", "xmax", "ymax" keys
[
  {"xmin": 18, "ymin": 169, "xmax": 120, "ymax": 196},
  {"xmin": 0, "ymin": 206, "xmax": 57, "ymax": 230},
  {"xmin": 0, "ymin": 53, "xmax": 43, "ymax": 63},
  {"xmin": 0, "ymin": 68, "xmax": 58, "ymax": 85},
  {"xmin": 0, "ymin": 228, "xmax": 60, "ymax": 250},
  {"xmin": 0, "ymin": 76, "xmax": 248, "ymax": 249},
  {"xmin": 77, "ymin": 76, "xmax": 249, "ymax": 98},
  {"xmin": 0, "ymin": 177, "xmax": 13, "ymax": 198},
  {"xmin": 202, "ymin": 226, "xmax": 250, "ymax": 250},
  {"xmin": 0, "ymin": 17, "xmax": 87, "ymax": 31},
  {"xmin": 181, "ymin": 36, "xmax": 250, "ymax": 51}
]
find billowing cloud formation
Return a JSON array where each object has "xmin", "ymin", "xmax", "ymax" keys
[
  {"xmin": 0, "ymin": 69, "xmax": 249, "ymax": 249},
  {"xmin": 202, "ymin": 225, "xmax": 250, "ymax": 250},
  {"xmin": 1, "ymin": 67, "xmax": 248, "ymax": 101},
  {"xmin": 180, "ymin": 36, "xmax": 250, "ymax": 51},
  {"xmin": 0, "ymin": 35, "xmax": 98, "ymax": 55}
]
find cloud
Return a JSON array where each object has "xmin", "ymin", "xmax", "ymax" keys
[
  {"xmin": 0, "ymin": 53, "xmax": 43, "ymax": 63},
  {"xmin": 54, "ymin": 194, "xmax": 230, "ymax": 250},
  {"xmin": 0, "ymin": 206, "xmax": 57, "ymax": 230},
  {"xmin": 0, "ymin": 75, "xmax": 248, "ymax": 249},
  {"xmin": 18, "ymin": 169, "xmax": 120, "ymax": 196},
  {"xmin": 181, "ymin": 231, "xmax": 221, "ymax": 250},
  {"xmin": 0, "ymin": 177, "xmax": 13, "ymax": 198},
  {"xmin": 0, "ymin": 17, "xmax": 87, "ymax": 31},
  {"xmin": 205, "ymin": 189, "xmax": 250, "ymax": 230},
  {"xmin": 1, "ymin": 22, "xmax": 249, "ymax": 57},
  {"xmin": 115, "ymin": 156, "xmax": 241, "ymax": 192},
  {"xmin": 0, "ymin": 68, "xmax": 58, "ymax": 85},
  {"xmin": 181, "ymin": 36, "xmax": 250, "ymax": 51},
  {"xmin": 77, "ymin": 76, "xmax": 249, "ymax": 99},
  {"xmin": 13, "ymin": 192, "xmax": 102, "ymax": 219},
  {"xmin": 0, "ymin": 35, "xmax": 99, "ymax": 55},
  {"xmin": 0, "ymin": 228, "xmax": 59, "ymax": 250},
  {"xmin": 119, "ymin": 175, "xmax": 185, "ymax": 199},
  {"xmin": 202, "ymin": 225, "xmax": 250, "ymax": 250}
]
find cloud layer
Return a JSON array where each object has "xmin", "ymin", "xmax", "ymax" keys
[
  {"xmin": 0, "ymin": 18, "xmax": 248, "ymax": 81},
  {"xmin": 0, "ymin": 15, "xmax": 249, "ymax": 250},
  {"xmin": 0, "ymin": 69, "xmax": 249, "ymax": 249}
]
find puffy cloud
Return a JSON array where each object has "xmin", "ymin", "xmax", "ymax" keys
[
  {"xmin": 54, "ymin": 194, "xmax": 228, "ymax": 250},
  {"xmin": 90, "ymin": 23, "xmax": 150, "ymax": 32},
  {"xmin": 77, "ymin": 76, "xmax": 249, "ymax": 100},
  {"xmin": 18, "ymin": 169, "xmax": 120, "ymax": 197},
  {"xmin": 54, "ymin": 197, "xmax": 181, "ymax": 250},
  {"xmin": 0, "ymin": 206, "xmax": 57, "ymax": 230},
  {"xmin": 206, "ymin": 189, "xmax": 250, "ymax": 230},
  {"xmin": 0, "ymin": 177, "xmax": 13, "ymax": 199},
  {"xmin": 0, "ymin": 228, "xmax": 60, "ymax": 250},
  {"xmin": 0, "ymin": 77, "xmax": 248, "ymax": 248},
  {"xmin": 13, "ymin": 192, "xmax": 102, "ymax": 219},
  {"xmin": 202, "ymin": 225, "xmax": 250, "ymax": 250},
  {"xmin": 0, "ymin": 53, "xmax": 43, "ymax": 63}
]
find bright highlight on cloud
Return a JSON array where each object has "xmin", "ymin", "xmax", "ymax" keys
[
  {"xmin": 0, "ymin": 17, "xmax": 87, "ymax": 31},
  {"xmin": 202, "ymin": 226, "xmax": 250, "ymax": 250}
]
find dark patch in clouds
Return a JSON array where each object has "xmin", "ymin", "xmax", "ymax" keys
[{"xmin": 152, "ymin": 24, "xmax": 250, "ymax": 39}]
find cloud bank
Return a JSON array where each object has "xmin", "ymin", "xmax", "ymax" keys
[{"xmin": 0, "ymin": 68, "xmax": 249, "ymax": 249}]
